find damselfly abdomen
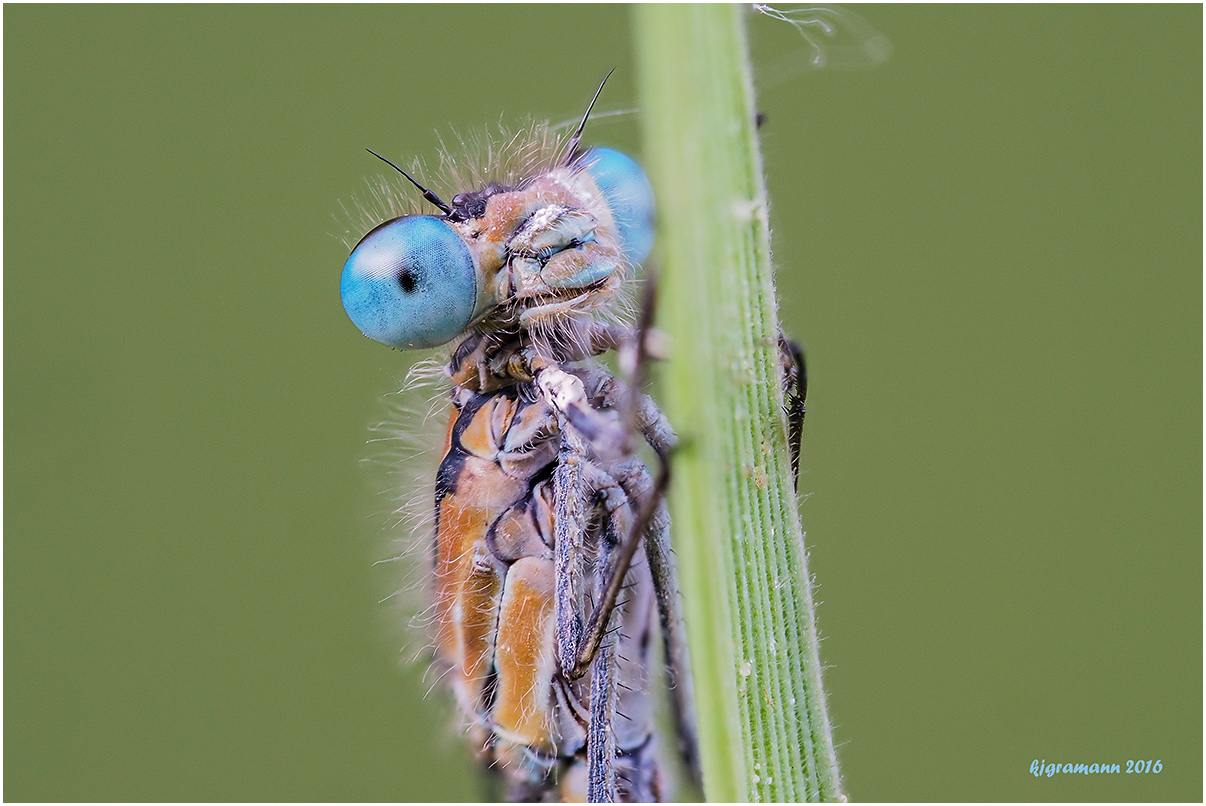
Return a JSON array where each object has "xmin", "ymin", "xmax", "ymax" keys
[{"xmin": 340, "ymin": 78, "xmax": 696, "ymax": 802}]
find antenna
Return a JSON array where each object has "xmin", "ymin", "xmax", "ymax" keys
[
  {"xmin": 365, "ymin": 148, "xmax": 453, "ymax": 216},
  {"xmin": 561, "ymin": 67, "xmax": 615, "ymax": 166}
]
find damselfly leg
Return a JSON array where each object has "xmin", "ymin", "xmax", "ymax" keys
[
  {"xmin": 779, "ymin": 336, "xmax": 807, "ymax": 487},
  {"xmin": 535, "ymin": 280, "xmax": 697, "ymax": 800}
]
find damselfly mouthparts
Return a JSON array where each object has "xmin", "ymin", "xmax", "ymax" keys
[{"xmin": 340, "ymin": 75, "xmax": 698, "ymax": 802}]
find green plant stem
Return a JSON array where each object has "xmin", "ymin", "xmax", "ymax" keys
[{"xmin": 634, "ymin": 5, "xmax": 843, "ymax": 802}]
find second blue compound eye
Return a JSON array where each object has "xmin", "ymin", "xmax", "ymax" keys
[
  {"xmin": 340, "ymin": 215, "xmax": 477, "ymax": 349},
  {"xmin": 580, "ymin": 147, "xmax": 656, "ymax": 265}
]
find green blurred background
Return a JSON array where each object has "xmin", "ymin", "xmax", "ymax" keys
[{"xmin": 5, "ymin": 5, "xmax": 1200, "ymax": 801}]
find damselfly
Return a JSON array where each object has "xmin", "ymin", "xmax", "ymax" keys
[{"xmin": 340, "ymin": 75, "xmax": 699, "ymax": 802}]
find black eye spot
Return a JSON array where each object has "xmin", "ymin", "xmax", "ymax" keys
[{"xmin": 397, "ymin": 268, "xmax": 417, "ymax": 293}]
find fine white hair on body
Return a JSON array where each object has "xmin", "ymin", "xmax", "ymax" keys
[
  {"xmin": 362, "ymin": 354, "xmax": 453, "ymax": 667},
  {"xmin": 335, "ymin": 120, "xmax": 573, "ymax": 252},
  {"xmin": 433, "ymin": 118, "xmax": 569, "ymax": 196}
]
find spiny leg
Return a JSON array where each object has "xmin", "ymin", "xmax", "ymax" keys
[
  {"xmin": 541, "ymin": 275, "xmax": 676, "ymax": 681},
  {"xmin": 779, "ymin": 334, "xmax": 807, "ymax": 488},
  {"xmin": 587, "ymin": 622, "xmax": 618, "ymax": 803},
  {"xmin": 544, "ymin": 372, "xmax": 625, "ymax": 684},
  {"xmin": 608, "ymin": 457, "xmax": 699, "ymax": 781},
  {"xmin": 549, "ymin": 428, "xmax": 653, "ymax": 802},
  {"xmin": 567, "ymin": 443, "xmax": 668, "ymax": 681},
  {"xmin": 552, "ymin": 447, "xmax": 648, "ymax": 684},
  {"xmin": 553, "ymin": 427, "xmax": 589, "ymax": 680},
  {"xmin": 586, "ymin": 487, "xmax": 626, "ymax": 803},
  {"xmin": 558, "ymin": 459, "xmax": 636, "ymax": 802},
  {"xmin": 539, "ymin": 363, "xmax": 648, "ymax": 682}
]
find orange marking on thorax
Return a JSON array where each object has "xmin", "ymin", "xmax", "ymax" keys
[
  {"xmin": 455, "ymin": 549, "xmax": 503, "ymax": 712},
  {"xmin": 493, "ymin": 555, "xmax": 557, "ymax": 749},
  {"xmin": 433, "ymin": 458, "xmax": 525, "ymax": 664}
]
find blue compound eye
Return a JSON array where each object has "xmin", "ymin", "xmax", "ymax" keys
[
  {"xmin": 340, "ymin": 215, "xmax": 477, "ymax": 349},
  {"xmin": 579, "ymin": 147, "xmax": 656, "ymax": 265}
]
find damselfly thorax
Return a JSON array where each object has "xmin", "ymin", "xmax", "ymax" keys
[
  {"xmin": 340, "ymin": 78, "xmax": 697, "ymax": 802},
  {"xmin": 432, "ymin": 351, "xmax": 668, "ymax": 801}
]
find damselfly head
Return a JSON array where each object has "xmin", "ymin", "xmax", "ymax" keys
[{"xmin": 341, "ymin": 87, "xmax": 654, "ymax": 352}]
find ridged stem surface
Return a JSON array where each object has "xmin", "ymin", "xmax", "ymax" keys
[{"xmin": 634, "ymin": 5, "xmax": 842, "ymax": 801}]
